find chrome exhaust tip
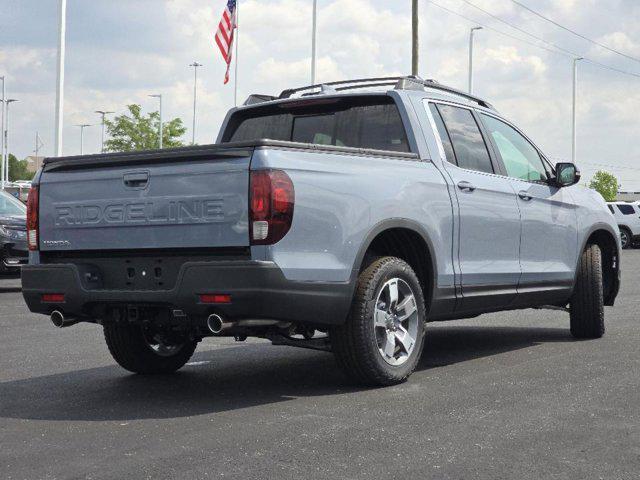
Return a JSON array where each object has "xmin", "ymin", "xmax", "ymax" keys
[
  {"xmin": 207, "ymin": 314, "xmax": 229, "ymax": 335},
  {"xmin": 51, "ymin": 310, "xmax": 77, "ymax": 328}
]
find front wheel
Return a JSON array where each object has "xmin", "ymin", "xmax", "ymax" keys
[
  {"xmin": 104, "ymin": 322, "xmax": 197, "ymax": 374},
  {"xmin": 331, "ymin": 257, "xmax": 427, "ymax": 386},
  {"xmin": 569, "ymin": 244, "xmax": 605, "ymax": 339}
]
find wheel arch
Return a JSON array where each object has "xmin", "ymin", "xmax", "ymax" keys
[
  {"xmin": 350, "ymin": 219, "xmax": 437, "ymax": 309},
  {"xmin": 579, "ymin": 224, "xmax": 621, "ymax": 306}
]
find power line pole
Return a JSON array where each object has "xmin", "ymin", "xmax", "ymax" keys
[
  {"xmin": 468, "ymin": 27, "xmax": 483, "ymax": 93},
  {"xmin": 95, "ymin": 110, "xmax": 114, "ymax": 153},
  {"xmin": 412, "ymin": 0, "xmax": 419, "ymax": 76},
  {"xmin": 311, "ymin": 0, "xmax": 318, "ymax": 84},
  {"xmin": 572, "ymin": 57, "xmax": 583, "ymax": 163},
  {"xmin": 75, "ymin": 124, "xmax": 91, "ymax": 155},
  {"xmin": 55, "ymin": 0, "xmax": 67, "ymax": 157},
  {"xmin": 189, "ymin": 62, "xmax": 202, "ymax": 145},
  {"xmin": 149, "ymin": 94, "xmax": 163, "ymax": 149}
]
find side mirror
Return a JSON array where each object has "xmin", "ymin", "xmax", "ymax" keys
[{"xmin": 555, "ymin": 162, "xmax": 580, "ymax": 187}]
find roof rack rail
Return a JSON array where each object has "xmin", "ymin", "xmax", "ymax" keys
[
  {"xmin": 399, "ymin": 77, "xmax": 495, "ymax": 109},
  {"xmin": 274, "ymin": 75, "xmax": 494, "ymax": 109},
  {"xmin": 279, "ymin": 76, "xmax": 406, "ymax": 99}
]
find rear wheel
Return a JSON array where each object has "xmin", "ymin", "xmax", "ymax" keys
[
  {"xmin": 619, "ymin": 227, "xmax": 631, "ymax": 249},
  {"xmin": 331, "ymin": 257, "xmax": 427, "ymax": 386},
  {"xmin": 569, "ymin": 244, "xmax": 605, "ymax": 339},
  {"xmin": 104, "ymin": 322, "xmax": 197, "ymax": 374}
]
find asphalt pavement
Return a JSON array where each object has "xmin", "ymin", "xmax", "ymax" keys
[{"xmin": 1, "ymin": 254, "xmax": 639, "ymax": 480}]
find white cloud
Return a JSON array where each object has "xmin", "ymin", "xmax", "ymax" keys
[
  {"xmin": 2, "ymin": 0, "xmax": 640, "ymax": 189},
  {"xmin": 593, "ymin": 31, "xmax": 640, "ymax": 58}
]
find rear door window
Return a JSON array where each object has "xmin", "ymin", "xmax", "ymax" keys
[
  {"xmin": 435, "ymin": 104, "xmax": 494, "ymax": 174},
  {"xmin": 607, "ymin": 205, "xmax": 615, "ymax": 214},
  {"xmin": 226, "ymin": 97, "xmax": 410, "ymax": 152},
  {"xmin": 617, "ymin": 204, "xmax": 636, "ymax": 215}
]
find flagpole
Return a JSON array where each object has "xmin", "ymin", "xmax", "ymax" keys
[{"xmin": 234, "ymin": 0, "xmax": 239, "ymax": 107}]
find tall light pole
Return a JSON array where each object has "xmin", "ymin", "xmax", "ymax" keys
[
  {"xmin": 311, "ymin": 0, "xmax": 317, "ymax": 84},
  {"xmin": 149, "ymin": 94, "xmax": 163, "ymax": 149},
  {"xmin": 412, "ymin": 0, "xmax": 419, "ymax": 76},
  {"xmin": 74, "ymin": 124, "xmax": 92, "ymax": 155},
  {"xmin": 3, "ymin": 99, "xmax": 18, "ymax": 186},
  {"xmin": 468, "ymin": 27, "xmax": 483, "ymax": 94},
  {"xmin": 572, "ymin": 57, "xmax": 583, "ymax": 164},
  {"xmin": 55, "ymin": 0, "xmax": 67, "ymax": 157},
  {"xmin": 95, "ymin": 110, "xmax": 114, "ymax": 153},
  {"xmin": 0, "ymin": 77, "xmax": 5, "ymax": 189},
  {"xmin": 189, "ymin": 62, "xmax": 202, "ymax": 145}
]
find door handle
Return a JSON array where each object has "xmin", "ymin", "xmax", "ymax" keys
[
  {"xmin": 123, "ymin": 172, "xmax": 149, "ymax": 188},
  {"xmin": 457, "ymin": 181, "xmax": 476, "ymax": 192},
  {"xmin": 518, "ymin": 191, "xmax": 533, "ymax": 201}
]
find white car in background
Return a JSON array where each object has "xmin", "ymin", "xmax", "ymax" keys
[{"xmin": 607, "ymin": 202, "xmax": 640, "ymax": 249}]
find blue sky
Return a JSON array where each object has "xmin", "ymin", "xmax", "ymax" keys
[{"xmin": 1, "ymin": 0, "xmax": 639, "ymax": 188}]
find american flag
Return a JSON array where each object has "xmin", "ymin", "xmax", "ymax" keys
[{"xmin": 215, "ymin": 0, "xmax": 237, "ymax": 84}]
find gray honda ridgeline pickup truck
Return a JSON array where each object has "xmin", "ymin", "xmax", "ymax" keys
[{"xmin": 22, "ymin": 76, "xmax": 621, "ymax": 386}]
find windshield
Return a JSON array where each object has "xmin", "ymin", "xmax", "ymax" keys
[{"xmin": 0, "ymin": 191, "xmax": 27, "ymax": 216}]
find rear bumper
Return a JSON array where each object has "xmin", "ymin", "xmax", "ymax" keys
[{"xmin": 21, "ymin": 261, "xmax": 353, "ymax": 326}]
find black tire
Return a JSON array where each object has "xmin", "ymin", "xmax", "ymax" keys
[
  {"xmin": 570, "ymin": 244, "xmax": 605, "ymax": 339},
  {"xmin": 619, "ymin": 227, "xmax": 631, "ymax": 249},
  {"xmin": 331, "ymin": 257, "xmax": 427, "ymax": 386},
  {"xmin": 104, "ymin": 322, "xmax": 197, "ymax": 374}
]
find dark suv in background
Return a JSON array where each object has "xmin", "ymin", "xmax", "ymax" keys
[{"xmin": 0, "ymin": 190, "xmax": 28, "ymax": 274}]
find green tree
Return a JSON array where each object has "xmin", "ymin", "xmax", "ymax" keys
[
  {"xmin": 8, "ymin": 154, "xmax": 32, "ymax": 182},
  {"xmin": 104, "ymin": 104, "xmax": 186, "ymax": 152},
  {"xmin": 588, "ymin": 170, "xmax": 619, "ymax": 202}
]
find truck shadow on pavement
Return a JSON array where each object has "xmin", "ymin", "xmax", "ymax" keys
[{"xmin": 0, "ymin": 325, "xmax": 574, "ymax": 422}]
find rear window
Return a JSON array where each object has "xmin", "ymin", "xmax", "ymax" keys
[
  {"xmin": 617, "ymin": 204, "xmax": 636, "ymax": 215},
  {"xmin": 224, "ymin": 96, "xmax": 410, "ymax": 152}
]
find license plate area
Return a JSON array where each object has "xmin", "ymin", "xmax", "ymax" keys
[
  {"xmin": 123, "ymin": 258, "xmax": 168, "ymax": 290},
  {"xmin": 71, "ymin": 257, "xmax": 182, "ymax": 291}
]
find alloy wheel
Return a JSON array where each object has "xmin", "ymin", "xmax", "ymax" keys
[
  {"xmin": 621, "ymin": 230, "xmax": 630, "ymax": 249},
  {"xmin": 374, "ymin": 278, "xmax": 420, "ymax": 366}
]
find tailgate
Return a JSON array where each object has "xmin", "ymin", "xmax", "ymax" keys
[{"xmin": 38, "ymin": 149, "xmax": 251, "ymax": 251}]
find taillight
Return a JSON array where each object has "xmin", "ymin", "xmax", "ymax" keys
[
  {"xmin": 26, "ymin": 186, "xmax": 39, "ymax": 251},
  {"xmin": 249, "ymin": 170, "xmax": 294, "ymax": 245}
]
